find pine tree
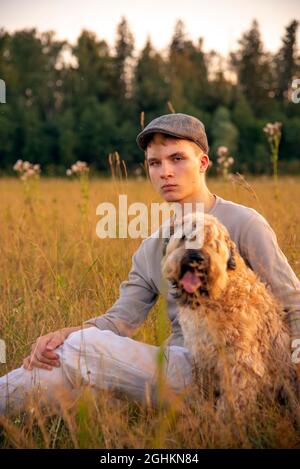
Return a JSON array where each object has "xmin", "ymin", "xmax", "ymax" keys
[
  {"xmin": 72, "ymin": 30, "xmax": 114, "ymax": 104},
  {"xmin": 168, "ymin": 20, "xmax": 209, "ymax": 113},
  {"xmin": 275, "ymin": 20, "xmax": 299, "ymax": 101},
  {"xmin": 133, "ymin": 37, "xmax": 169, "ymax": 117},
  {"xmin": 231, "ymin": 20, "xmax": 274, "ymax": 116},
  {"xmin": 114, "ymin": 17, "xmax": 135, "ymax": 103}
]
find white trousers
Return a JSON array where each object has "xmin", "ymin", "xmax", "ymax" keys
[{"xmin": 0, "ymin": 327, "xmax": 193, "ymax": 414}]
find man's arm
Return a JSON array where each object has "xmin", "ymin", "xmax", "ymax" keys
[
  {"xmin": 239, "ymin": 212, "xmax": 300, "ymax": 339},
  {"xmin": 24, "ymin": 240, "xmax": 158, "ymax": 370},
  {"xmin": 83, "ymin": 239, "xmax": 158, "ymax": 337}
]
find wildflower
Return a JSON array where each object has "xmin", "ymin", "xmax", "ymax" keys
[
  {"xmin": 263, "ymin": 121, "xmax": 282, "ymax": 198},
  {"xmin": 66, "ymin": 161, "xmax": 90, "ymax": 217},
  {"xmin": 263, "ymin": 122, "xmax": 282, "ymax": 141},
  {"xmin": 67, "ymin": 160, "xmax": 90, "ymax": 176},
  {"xmin": 27, "ymin": 168, "xmax": 35, "ymax": 177},
  {"xmin": 13, "ymin": 159, "xmax": 41, "ymax": 180},
  {"xmin": 216, "ymin": 146, "xmax": 234, "ymax": 180},
  {"xmin": 217, "ymin": 146, "xmax": 228, "ymax": 157},
  {"xmin": 13, "ymin": 159, "xmax": 23, "ymax": 172},
  {"xmin": 23, "ymin": 161, "xmax": 31, "ymax": 171}
]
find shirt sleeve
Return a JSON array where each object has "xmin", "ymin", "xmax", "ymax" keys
[
  {"xmin": 84, "ymin": 240, "xmax": 158, "ymax": 337},
  {"xmin": 239, "ymin": 212, "xmax": 300, "ymax": 338}
]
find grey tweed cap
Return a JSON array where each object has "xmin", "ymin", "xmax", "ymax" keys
[{"xmin": 136, "ymin": 113, "xmax": 209, "ymax": 153}]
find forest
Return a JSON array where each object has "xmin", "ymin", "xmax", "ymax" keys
[{"xmin": 0, "ymin": 17, "xmax": 299, "ymax": 175}]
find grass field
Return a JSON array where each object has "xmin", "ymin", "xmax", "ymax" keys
[{"xmin": 0, "ymin": 175, "xmax": 300, "ymax": 448}]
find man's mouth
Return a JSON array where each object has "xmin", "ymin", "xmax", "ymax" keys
[{"xmin": 161, "ymin": 184, "xmax": 178, "ymax": 191}]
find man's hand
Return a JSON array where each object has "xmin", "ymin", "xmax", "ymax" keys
[
  {"xmin": 23, "ymin": 325, "xmax": 92, "ymax": 371},
  {"xmin": 23, "ymin": 329, "xmax": 67, "ymax": 371}
]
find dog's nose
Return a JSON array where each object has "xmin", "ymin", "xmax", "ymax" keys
[{"xmin": 187, "ymin": 250, "xmax": 205, "ymax": 262}]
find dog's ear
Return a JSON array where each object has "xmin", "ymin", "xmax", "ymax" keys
[{"xmin": 227, "ymin": 240, "xmax": 237, "ymax": 270}]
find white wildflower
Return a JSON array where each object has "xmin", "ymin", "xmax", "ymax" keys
[
  {"xmin": 217, "ymin": 146, "xmax": 228, "ymax": 157},
  {"xmin": 216, "ymin": 146, "xmax": 234, "ymax": 181},
  {"xmin": 13, "ymin": 159, "xmax": 23, "ymax": 172},
  {"xmin": 67, "ymin": 161, "xmax": 90, "ymax": 177},
  {"xmin": 23, "ymin": 161, "xmax": 31, "ymax": 171}
]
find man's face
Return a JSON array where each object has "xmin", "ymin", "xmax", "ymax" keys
[{"xmin": 146, "ymin": 134, "xmax": 209, "ymax": 204}]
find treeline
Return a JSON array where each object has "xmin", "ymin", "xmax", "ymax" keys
[{"xmin": 0, "ymin": 18, "xmax": 299, "ymax": 175}]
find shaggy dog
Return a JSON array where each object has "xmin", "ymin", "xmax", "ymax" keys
[{"xmin": 161, "ymin": 212, "xmax": 297, "ymax": 418}]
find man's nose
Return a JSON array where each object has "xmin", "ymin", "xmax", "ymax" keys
[{"xmin": 160, "ymin": 162, "xmax": 174, "ymax": 178}]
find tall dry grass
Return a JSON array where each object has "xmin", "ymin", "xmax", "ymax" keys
[{"xmin": 0, "ymin": 175, "xmax": 300, "ymax": 448}]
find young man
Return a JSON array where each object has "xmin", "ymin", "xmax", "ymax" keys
[{"xmin": 1, "ymin": 113, "xmax": 300, "ymax": 413}]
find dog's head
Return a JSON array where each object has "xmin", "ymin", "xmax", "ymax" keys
[{"xmin": 161, "ymin": 213, "xmax": 237, "ymax": 307}]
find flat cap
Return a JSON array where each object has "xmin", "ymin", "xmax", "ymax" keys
[{"xmin": 136, "ymin": 113, "xmax": 209, "ymax": 153}]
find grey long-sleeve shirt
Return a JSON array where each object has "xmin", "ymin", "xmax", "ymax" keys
[{"xmin": 85, "ymin": 195, "xmax": 300, "ymax": 345}]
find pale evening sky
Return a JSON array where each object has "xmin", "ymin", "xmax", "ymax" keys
[{"xmin": 1, "ymin": 0, "xmax": 300, "ymax": 56}]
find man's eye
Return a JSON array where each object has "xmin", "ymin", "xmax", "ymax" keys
[
  {"xmin": 173, "ymin": 157, "xmax": 182, "ymax": 161},
  {"xmin": 149, "ymin": 161, "xmax": 159, "ymax": 166}
]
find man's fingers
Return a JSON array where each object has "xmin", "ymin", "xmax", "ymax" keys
[
  {"xmin": 31, "ymin": 334, "xmax": 56, "ymax": 358},
  {"xmin": 42, "ymin": 349, "xmax": 59, "ymax": 360},
  {"xmin": 46, "ymin": 333, "xmax": 65, "ymax": 351},
  {"xmin": 35, "ymin": 351, "xmax": 60, "ymax": 366},
  {"xmin": 24, "ymin": 355, "xmax": 55, "ymax": 371},
  {"xmin": 31, "ymin": 336, "xmax": 51, "ymax": 354},
  {"xmin": 26, "ymin": 331, "xmax": 65, "ymax": 371},
  {"xmin": 31, "ymin": 358, "xmax": 53, "ymax": 370},
  {"xmin": 23, "ymin": 355, "xmax": 55, "ymax": 371}
]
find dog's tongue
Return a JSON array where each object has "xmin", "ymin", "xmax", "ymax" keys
[{"xmin": 180, "ymin": 271, "xmax": 202, "ymax": 293}]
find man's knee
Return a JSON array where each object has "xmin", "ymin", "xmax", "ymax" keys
[
  {"xmin": 64, "ymin": 327, "xmax": 116, "ymax": 356},
  {"xmin": 59, "ymin": 328, "xmax": 114, "ymax": 386}
]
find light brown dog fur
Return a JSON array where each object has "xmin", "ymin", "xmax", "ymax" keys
[{"xmin": 162, "ymin": 213, "xmax": 297, "ymax": 418}]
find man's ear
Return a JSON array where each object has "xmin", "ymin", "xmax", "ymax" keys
[{"xmin": 199, "ymin": 154, "xmax": 209, "ymax": 173}]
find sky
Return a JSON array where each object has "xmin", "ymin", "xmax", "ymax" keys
[{"xmin": 1, "ymin": 0, "xmax": 300, "ymax": 56}]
